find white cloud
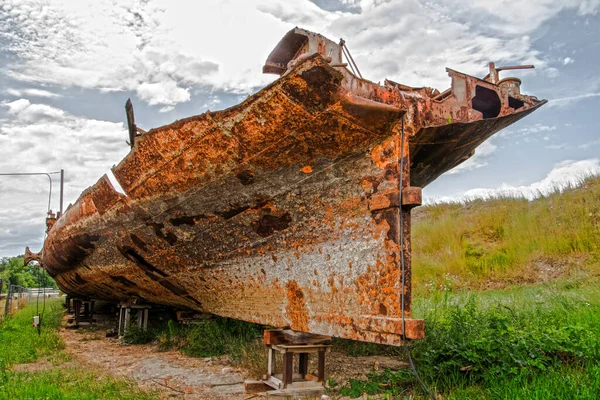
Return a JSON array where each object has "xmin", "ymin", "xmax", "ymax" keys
[
  {"xmin": 1, "ymin": 99, "xmax": 66, "ymax": 122},
  {"xmin": 429, "ymin": 159, "xmax": 600, "ymax": 203},
  {"xmin": 6, "ymin": 88, "xmax": 62, "ymax": 98},
  {"xmin": 136, "ymin": 80, "xmax": 190, "ymax": 106},
  {"xmin": 579, "ymin": 139, "xmax": 600, "ymax": 149},
  {"xmin": 0, "ymin": 99, "xmax": 129, "ymax": 256},
  {"xmin": 548, "ymin": 92, "xmax": 600, "ymax": 107},
  {"xmin": 498, "ymin": 123, "xmax": 557, "ymax": 142},
  {"xmin": 562, "ymin": 57, "xmax": 575, "ymax": 65},
  {"xmin": 2, "ymin": 0, "xmax": 595, "ymax": 108},
  {"xmin": 545, "ymin": 143, "xmax": 568, "ymax": 149},
  {"xmin": 1, "ymin": 0, "xmax": 219, "ymax": 106},
  {"xmin": 158, "ymin": 105, "xmax": 174, "ymax": 113},
  {"xmin": 518, "ymin": 124, "xmax": 557, "ymax": 135}
]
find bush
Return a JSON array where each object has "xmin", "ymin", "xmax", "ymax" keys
[
  {"xmin": 181, "ymin": 317, "xmax": 262, "ymax": 359},
  {"xmin": 121, "ymin": 326, "xmax": 161, "ymax": 345}
]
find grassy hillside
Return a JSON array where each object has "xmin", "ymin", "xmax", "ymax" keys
[{"xmin": 412, "ymin": 176, "xmax": 600, "ymax": 294}]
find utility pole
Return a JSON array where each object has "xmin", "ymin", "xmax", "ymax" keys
[{"xmin": 59, "ymin": 169, "xmax": 64, "ymax": 217}]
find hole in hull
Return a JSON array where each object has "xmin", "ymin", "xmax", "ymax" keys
[
  {"xmin": 509, "ymin": 96, "xmax": 524, "ymax": 110},
  {"xmin": 472, "ymin": 85, "xmax": 501, "ymax": 119}
]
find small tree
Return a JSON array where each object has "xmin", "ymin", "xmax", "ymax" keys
[{"xmin": 0, "ymin": 256, "xmax": 57, "ymax": 291}]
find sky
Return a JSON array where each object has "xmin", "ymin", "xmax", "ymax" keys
[{"xmin": 0, "ymin": 0, "xmax": 599, "ymax": 257}]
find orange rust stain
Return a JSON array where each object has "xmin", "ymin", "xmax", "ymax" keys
[
  {"xmin": 370, "ymin": 136, "xmax": 399, "ymax": 170},
  {"xmin": 301, "ymin": 165, "xmax": 313, "ymax": 174},
  {"xmin": 313, "ymin": 313, "xmax": 352, "ymax": 325},
  {"xmin": 285, "ymin": 281, "xmax": 309, "ymax": 332}
]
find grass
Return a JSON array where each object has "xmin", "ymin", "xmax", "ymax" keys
[
  {"xmin": 337, "ymin": 278, "xmax": 600, "ymax": 398},
  {"xmin": 0, "ymin": 299, "xmax": 158, "ymax": 400},
  {"xmin": 0, "ymin": 299, "xmax": 65, "ymax": 369},
  {"xmin": 0, "ymin": 368, "xmax": 154, "ymax": 400},
  {"xmin": 447, "ymin": 362, "xmax": 600, "ymax": 400},
  {"xmin": 412, "ymin": 175, "xmax": 600, "ymax": 294}
]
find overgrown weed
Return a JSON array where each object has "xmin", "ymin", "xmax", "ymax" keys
[{"xmin": 339, "ymin": 285, "xmax": 600, "ymax": 398}]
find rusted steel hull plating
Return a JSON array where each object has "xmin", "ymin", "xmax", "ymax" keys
[{"xmin": 36, "ymin": 28, "xmax": 545, "ymax": 345}]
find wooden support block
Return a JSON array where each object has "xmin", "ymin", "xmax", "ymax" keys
[
  {"xmin": 73, "ymin": 300, "xmax": 81, "ymax": 324},
  {"xmin": 267, "ymin": 347, "xmax": 275, "ymax": 377},
  {"xmin": 143, "ymin": 309, "xmax": 149, "ymax": 329},
  {"xmin": 401, "ymin": 186, "xmax": 422, "ymax": 209},
  {"xmin": 282, "ymin": 352, "xmax": 294, "ymax": 387},
  {"xmin": 137, "ymin": 309, "xmax": 143, "ymax": 327},
  {"xmin": 264, "ymin": 329, "xmax": 331, "ymax": 346},
  {"xmin": 317, "ymin": 350, "xmax": 325, "ymax": 382}
]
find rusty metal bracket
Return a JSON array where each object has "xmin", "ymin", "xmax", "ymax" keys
[
  {"xmin": 125, "ymin": 99, "xmax": 144, "ymax": 148},
  {"xmin": 24, "ymin": 246, "xmax": 42, "ymax": 266},
  {"xmin": 401, "ymin": 187, "xmax": 422, "ymax": 209}
]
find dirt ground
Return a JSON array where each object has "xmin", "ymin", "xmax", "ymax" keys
[
  {"xmin": 57, "ymin": 321, "xmax": 408, "ymax": 400},
  {"xmin": 60, "ymin": 326, "xmax": 247, "ymax": 399}
]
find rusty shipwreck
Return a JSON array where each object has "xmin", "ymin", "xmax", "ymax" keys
[{"xmin": 28, "ymin": 28, "xmax": 546, "ymax": 345}]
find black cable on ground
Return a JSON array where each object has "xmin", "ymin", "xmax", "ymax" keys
[{"xmin": 398, "ymin": 115, "xmax": 436, "ymax": 400}]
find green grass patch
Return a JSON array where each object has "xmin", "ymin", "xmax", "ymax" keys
[
  {"xmin": 0, "ymin": 299, "xmax": 65, "ymax": 369},
  {"xmin": 338, "ymin": 281, "xmax": 600, "ymax": 398},
  {"xmin": 0, "ymin": 368, "xmax": 154, "ymax": 400},
  {"xmin": 0, "ymin": 299, "xmax": 158, "ymax": 400},
  {"xmin": 447, "ymin": 362, "xmax": 600, "ymax": 400}
]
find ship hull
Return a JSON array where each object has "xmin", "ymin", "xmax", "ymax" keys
[{"xmin": 40, "ymin": 54, "xmax": 544, "ymax": 345}]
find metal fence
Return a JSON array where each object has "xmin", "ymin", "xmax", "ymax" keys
[{"xmin": 0, "ymin": 280, "xmax": 62, "ymax": 317}]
